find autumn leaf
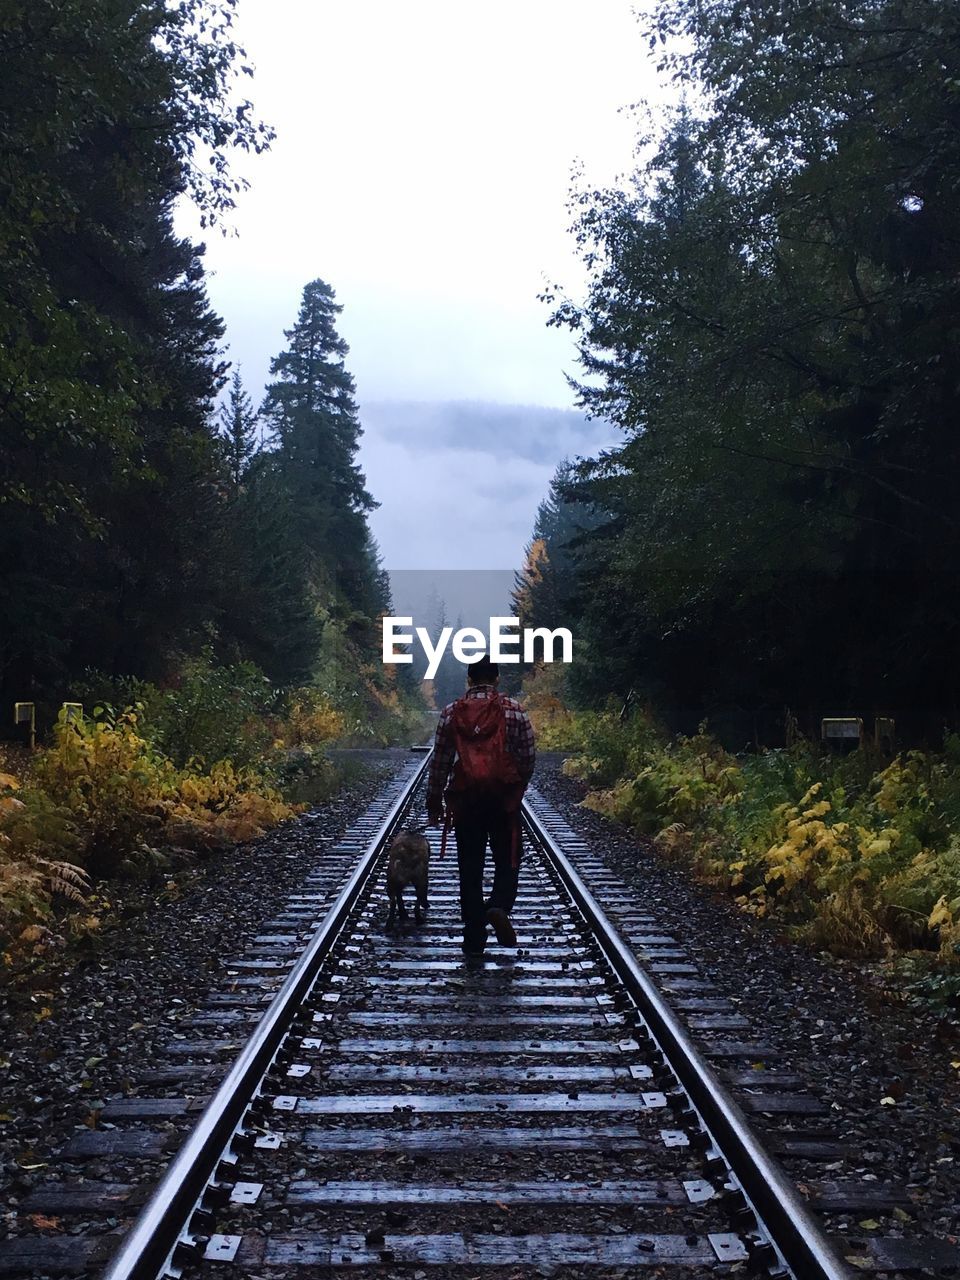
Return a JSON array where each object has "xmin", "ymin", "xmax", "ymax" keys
[{"xmin": 28, "ymin": 1214, "xmax": 60, "ymax": 1231}]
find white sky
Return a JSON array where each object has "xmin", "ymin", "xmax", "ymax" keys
[{"xmin": 186, "ymin": 1, "xmax": 665, "ymax": 569}]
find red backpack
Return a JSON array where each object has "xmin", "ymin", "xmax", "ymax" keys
[{"xmin": 443, "ymin": 692, "xmax": 523, "ymax": 820}]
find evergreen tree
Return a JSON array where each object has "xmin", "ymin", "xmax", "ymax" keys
[
  {"xmin": 215, "ymin": 457, "xmax": 322, "ymax": 685},
  {"xmin": 220, "ymin": 367, "xmax": 261, "ymax": 492},
  {"xmin": 514, "ymin": 460, "xmax": 604, "ymax": 632},
  {"xmin": 0, "ymin": 0, "xmax": 272, "ymax": 705},
  {"xmin": 546, "ymin": 1, "xmax": 960, "ymax": 740},
  {"xmin": 263, "ymin": 280, "xmax": 378, "ymax": 608}
]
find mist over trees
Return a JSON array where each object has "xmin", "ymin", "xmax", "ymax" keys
[{"xmin": 526, "ymin": 0, "xmax": 960, "ymax": 744}]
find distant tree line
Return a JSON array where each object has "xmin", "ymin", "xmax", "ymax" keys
[
  {"xmin": 523, "ymin": 0, "xmax": 960, "ymax": 745},
  {"xmin": 0, "ymin": 1, "xmax": 395, "ymax": 723}
]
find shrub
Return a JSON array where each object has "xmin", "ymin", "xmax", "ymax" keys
[
  {"xmin": 8, "ymin": 705, "xmax": 299, "ymax": 893},
  {"xmin": 0, "ymin": 767, "xmax": 88, "ymax": 941},
  {"xmin": 271, "ymin": 745, "xmax": 341, "ymax": 808},
  {"xmin": 270, "ymin": 688, "xmax": 345, "ymax": 748},
  {"xmin": 150, "ymin": 654, "xmax": 275, "ymax": 768},
  {"xmin": 35, "ymin": 707, "xmax": 174, "ymax": 873},
  {"xmin": 562, "ymin": 708, "xmax": 960, "ymax": 967},
  {"xmin": 522, "ymin": 664, "xmax": 582, "ymax": 749},
  {"xmin": 562, "ymin": 705, "xmax": 662, "ymax": 787},
  {"xmin": 0, "ymin": 660, "xmax": 363, "ymax": 945},
  {"xmin": 165, "ymin": 758, "xmax": 295, "ymax": 845}
]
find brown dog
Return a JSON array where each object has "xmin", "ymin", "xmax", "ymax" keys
[{"xmin": 385, "ymin": 829, "xmax": 430, "ymax": 927}]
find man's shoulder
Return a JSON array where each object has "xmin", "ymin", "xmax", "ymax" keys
[{"xmin": 501, "ymin": 695, "xmax": 528, "ymax": 716}]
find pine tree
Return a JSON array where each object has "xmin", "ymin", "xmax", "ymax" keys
[
  {"xmin": 215, "ymin": 456, "xmax": 322, "ymax": 685},
  {"xmin": 220, "ymin": 367, "xmax": 260, "ymax": 492},
  {"xmin": 513, "ymin": 461, "xmax": 604, "ymax": 633},
  {"xmin": 0, "ymin": 0, "xmax": 271, "ymax": 703},
  {"xmin": 263, "ymin": 279, "xmax": 379, "ymax": 612},
  {"xmin": 548, "ymin": 1, "xmax": 960, "ymax": 737}
]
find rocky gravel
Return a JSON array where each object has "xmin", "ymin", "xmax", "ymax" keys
[
  {"xmin": 534, "ymin": 754, "xmax": 960, "ymax": 1261},
  {"xmin": 3, "ymin": 746, "xmax": 960, "ymax": 1277},
  {"xmin": 0, "ymin": 749, "xmax": 408, "ymax": 1244}
]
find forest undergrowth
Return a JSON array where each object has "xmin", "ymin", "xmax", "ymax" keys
[
  {"xmin": 525, "ymin": 675, "xmax": 960, "ymax": 1006},
  {"xmin": 0, "ymin": 656, "xmax": 425, "ymax": 960}
]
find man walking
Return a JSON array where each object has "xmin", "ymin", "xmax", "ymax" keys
[{"xmin": 426, "ymin": 654, "xmax": 536, "ymax": 956}]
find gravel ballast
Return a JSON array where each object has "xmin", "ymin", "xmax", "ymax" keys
[
  {"xmin": 0, "ymin": 749, "xmax": 408, "ymax": 1245},
  {"xmin": 2, "ymin": 747, "xmax": 959, "ymax": 1276},
  {"xmin": 534, "ymin": 754, "xmax": 960, "ymax": 1260}
]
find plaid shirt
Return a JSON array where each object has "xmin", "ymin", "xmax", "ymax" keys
[{"xmin": 426, "ymin": 684, "xmax": 536, "ymax": 814}]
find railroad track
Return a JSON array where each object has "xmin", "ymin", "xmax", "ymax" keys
[{"xmin": 2, "ymin": 754, "xmax": 956, "ymax": 1278}]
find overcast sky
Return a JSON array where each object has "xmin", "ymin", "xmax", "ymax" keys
[{"xmin": 183, "ymin": 1, "xmax": 664, "ymax": 571}]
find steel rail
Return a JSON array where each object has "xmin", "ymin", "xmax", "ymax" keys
[
  {"xmin": 522, "ymin": 800, "xmax": 852, "ymax": 1280},
  {"xmin": 101, "ymin": 752, "xmax": 432, "ymax": 1280}
]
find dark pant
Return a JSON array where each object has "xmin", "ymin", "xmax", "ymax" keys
[{"xmin": 454, "ymin": 807, "xmax": 521, "ymax": 953}]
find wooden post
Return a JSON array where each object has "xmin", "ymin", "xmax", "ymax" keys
[
  {"xmin": 13, "ymin": 702, "xmax": 35, "ymax": 751},
  {"xmin": 874, "ymin": 717, "xmax": 896, "ymax": 753}
]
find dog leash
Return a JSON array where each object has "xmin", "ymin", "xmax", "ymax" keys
[{"xmin": 413, "ymin": 813, "xmax": 519, "ymax": 864}]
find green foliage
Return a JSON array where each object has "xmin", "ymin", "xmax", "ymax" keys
[
  {"xmin": 539, "ymin": 1, "xmax": 960, "ymax": 740},
  {"xmin": 262, "ymin": 279, "xmax": 381, "ymax": 617},
  {"xmin": 213, "ymin": 456, "xmax": 324, "ymax": 686},
  {"xmin": 149, "ymin": 653, "xmax": 274, "ymax": 769},
  {"xmin": 564, "ymin": 711, "xmax": 960, "ymax": 965},
  {"xmin": 587, "ymin": 729, "xmax": 741, "ymax": 837},
  {"xmin": 35, "ymin": 707, "xmax": 177, "ymax": 873},
  {"xmin": 903, "ymin": 963, "xmax": 960, "ymax": 1010},
  {"xmin": 513, "ymin": 461, "xmax": 605, "ymax": 636},
  {"xmin": 271, "ymin": 747, "xmax": 341, "ymax": 809},
  {"xmin": 0, "ymin": 0, "xmax": 274, "ymax": 704},
  {"xmin": 561, "ymin": 706, "xmax": 663, "ymax": 788},
  {"xmin": 220, "ymin": 367, "xmax": 261, "ymax": 492},
  {"xmin": 0, "ymin": 646, "xmax": 424, "ymax": 943},
  {"xmin": 0, "ymin": 8, "xmax": 426, "ymax": 944},
  {"xmin": 0, "ymin": 702, "xmax": 300, "ymax": 937},
  {"xmin": 0, "ymin": 10, "xmax": 416, "ymax": 745}
]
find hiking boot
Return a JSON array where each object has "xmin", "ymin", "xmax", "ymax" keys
[{"xmin": 486, "ymin": 907, "xmax": 517, "ymax": 948}]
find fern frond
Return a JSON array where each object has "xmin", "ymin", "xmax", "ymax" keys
[{"xmin": 38, "ymin": 859, "xmax": 90, "ymax": 904}]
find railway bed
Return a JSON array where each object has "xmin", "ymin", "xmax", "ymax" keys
[{"xmin": 1, "ymin": 754, "xmax": 957, "ymax": 1279}]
